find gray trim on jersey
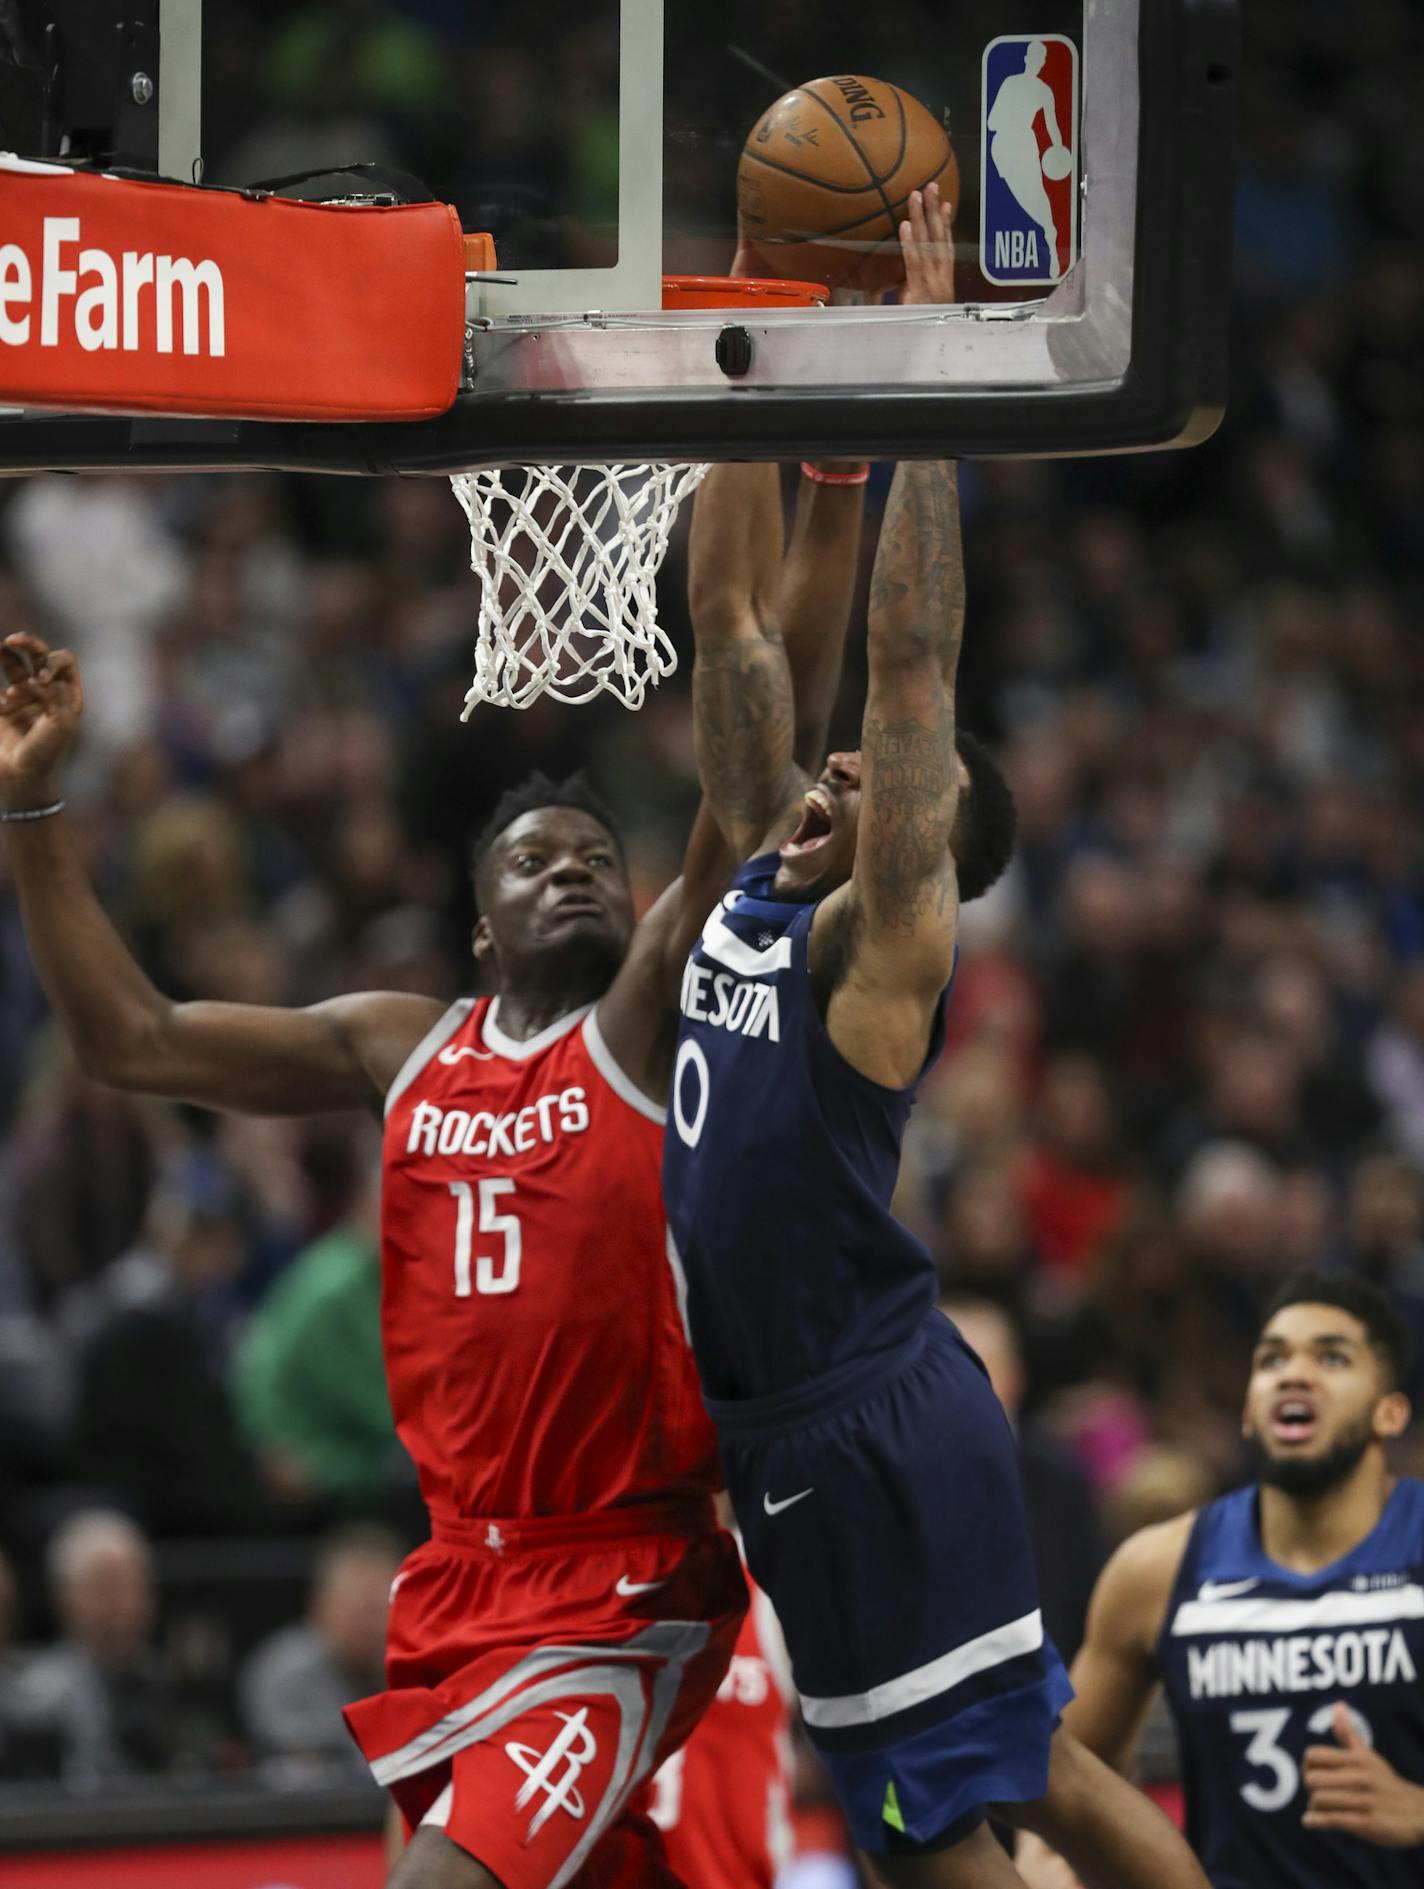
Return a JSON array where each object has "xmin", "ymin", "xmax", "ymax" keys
[
  {"xmin": 583, "ymin": 1009, "xmax": 667, "ymax": 1124},
  {"xmin": 482, "ymin": 999, "xmax": 592, "ymax": 1061},
  {"xmin": 383, "ymin": 998, "xmax": 476, "ymax": 1119}
]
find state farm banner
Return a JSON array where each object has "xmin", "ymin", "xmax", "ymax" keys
[{"xmin": 0, "ymin": 156, "xmax": 465, "ymax": 420}]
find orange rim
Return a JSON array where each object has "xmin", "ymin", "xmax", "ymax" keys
[{"xmin": 661, "ymin": 274, "xmax": 828, "ymax": 310}]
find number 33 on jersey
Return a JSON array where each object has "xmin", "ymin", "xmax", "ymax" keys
[{"xmin": 380, "ymin": 997, "xmax": 720, "ymax": 1525}]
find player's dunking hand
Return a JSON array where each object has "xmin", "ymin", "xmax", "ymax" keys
[
  {"xmin": 899, "ymin": 178, "xmax": 955, "ymax": 306},
  {"xmin": 0, "ymin": 634, "xmax": 82, "ymax": 809},
  {"xmin": 1301, "ymin": 1699, "xmax": 1424, "ymax": 1847},
  {"xmin": 730, "ymin": 235, "xmax": 775, "ymax": 281}
]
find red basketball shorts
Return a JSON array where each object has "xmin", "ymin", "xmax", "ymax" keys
[{"xmin": 343, "ymin": 1501, "xmax": 747, "ymax": 1889}]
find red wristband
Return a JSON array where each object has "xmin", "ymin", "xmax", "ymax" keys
[{"xmin": 800, "ymin": 462, "xmax": 870, "ymax": 486}]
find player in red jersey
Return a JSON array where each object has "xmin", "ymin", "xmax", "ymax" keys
[
  {"xmin": 0, "ymin": 454, "xmax": 865, "ymax": 1889},
  {"xmin": 650, "ymin": 1558, "xmax": 797, "ymax": 1889}
]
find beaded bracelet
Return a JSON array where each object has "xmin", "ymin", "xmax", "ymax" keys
[
  {"xmin": 0, "ymin": 799, "xmax": 65, "ymax": 823},
  {"xmin": 800, "ymin": 462, "xmax": 870, "ymax": 486}
]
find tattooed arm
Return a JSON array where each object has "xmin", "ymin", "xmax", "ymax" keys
[
  {"xmin": 689, "ymin": 459, "xmax": 867, "ymax": 861},
  {"xmin": 687, "ymin": 463, "xmax": 800, "ymax": 861},
  {"xmin": 844, "ymin": 458, "xmax": 963, "ymax": 950},
  {"xmin": 817, "ymin": 184, "xmax": 966, "ymax": 1088},
  {"xmin": 597, "ymin": 460, "xmax": 865, "ymax": 1097},
  {"xmin": 822, "ymin": 457, "xmax": 964, "ymax": 1086}
]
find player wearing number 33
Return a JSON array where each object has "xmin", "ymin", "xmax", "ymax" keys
[
  {"xmin": 662, "ymin": 186, "xmax": 1210, "ymax": 1889},
  {"xmin": 0, "ymin": 448, "xmax": 868, "ymax": 1889},
  {"xmin": 1017, "ymin": 1272, "xmax": 1424, "ymax": 1889}
]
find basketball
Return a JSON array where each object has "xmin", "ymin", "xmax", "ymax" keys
[{"xmin": 738, "ymin": 75, "xmax": 959, "ymax": 295}]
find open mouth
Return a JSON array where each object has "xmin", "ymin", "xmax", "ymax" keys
[
  {"xmin": 780, "ymin": 786, "xmax": 835, "ymax": 860},
  {"xmin": 1269, "ymin": 1397, "xmax": 1319, "ymax": 1446}
]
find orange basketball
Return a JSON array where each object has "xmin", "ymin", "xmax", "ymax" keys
[{"xmin": 738, "ymin": 75, "xmax": 958, "ymax": 295}]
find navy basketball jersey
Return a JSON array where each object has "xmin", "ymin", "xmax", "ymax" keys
[
  {"xmin": 1158, "ymin": 1479, "xmax": 1424, "ymax": 1888},
  {"xmin": 662, "ymin": 853, "xmax": 948, "ymax": 1403}
]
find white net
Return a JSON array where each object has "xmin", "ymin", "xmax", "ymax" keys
[{"xmin": 450, "ymin": 461, "xmax": 711, "ymax": 714}]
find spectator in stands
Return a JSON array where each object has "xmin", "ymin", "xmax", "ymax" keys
[
  {"xmin": 4, "ymin": 1511, "xmax": 181, "ymax": 1783},
  {"xmin": 1368, "ymin": 965, "xmax": 1424, "ymax": 1166},
  {"xmin": 8, "ymin": 1047, "xmax": 156, "ymax": 1311},
  {"xmin": 233, "ymin": 1168, "xmax": 418, "ymax": 1527},
  {"xmin": 1255, "ymin": 952, "xmax": 1381, "ymax": 1159},
  {"xmin": 1101, "ymin": 1447, "xmax": 1215, "ymax": 1547},
  {"xmin": 937, "ymin": 1158, "xmax": 1037, "ymax": 1318},
  {"xmin": 240, "ymin": 1524, "xmax": 403, "ymax": 1768},
  {"xmin": 1016, "ymin": 1052, "xmax": 1130, "ymax": 1291},
  {"xmin": 1160, "ymin": 1029, "xmax": 1317, "ymax": 1181},
  {"xmin": 69, "ymin": 1150, "xmax": 296, "ymax": 1539},
  {"xmin": 1, "ymin": 475, "xmax": 183, "ymax": 762},
  {"xmin": 0, "ymin": 1544, "xmax": 33, "ymax": 1774},
  {"xmin": 939, "ymin": 1295, "xmax": 1106, "ymax": 1661},
  {"xmin": 1342, "ymin": 1153, "xmax": 1424, "ymax": 1400}
]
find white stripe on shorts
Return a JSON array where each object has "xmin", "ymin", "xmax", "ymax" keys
[{"xmin": 798, "ymin": 1608, "xmax": 1044, "ymax": 1729}]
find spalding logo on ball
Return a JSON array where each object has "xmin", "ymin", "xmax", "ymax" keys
[
  {"xmin": 737, "ymin": 75, "xmax": 959, "ymax": 296},
  {"xmin": 980, "ymin": 34, "xmax": 1080, "ymax": 288}
]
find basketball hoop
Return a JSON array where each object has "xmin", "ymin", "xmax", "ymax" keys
[{"xmin": 452, "ymin": 274, "xmax": 826, "ymax": 715}]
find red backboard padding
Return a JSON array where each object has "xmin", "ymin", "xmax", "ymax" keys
[{"xmin": 0, "ymin": 160, "xmax": 465, "ymax": 421}]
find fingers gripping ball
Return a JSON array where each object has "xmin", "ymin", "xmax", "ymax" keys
[{"xmin": 738, "ymin": 75, "xmax": 958, "ymax": 295}]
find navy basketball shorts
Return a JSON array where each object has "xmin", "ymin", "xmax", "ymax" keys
[{"xmin": 704, "ymin": 1311, "xmax": 1073, "ymax": 1853}]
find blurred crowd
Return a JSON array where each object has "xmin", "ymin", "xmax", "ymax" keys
[{"xmin": 0, "ymin": 0, "xmax": 1421, "ymax": 1802}]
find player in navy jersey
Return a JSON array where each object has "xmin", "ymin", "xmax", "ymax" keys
[
  {"xmin": 1017, "ymin": 1272, "xmax": 1424, "ymax": 1889},
  {"xmin": 662, "ymin": 181, "xmax": 1210, "ymax": 1889}
]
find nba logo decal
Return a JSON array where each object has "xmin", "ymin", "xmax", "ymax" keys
[{"xmin": 981, "ymin": 35, "xmax": 1079, "ymax": 287}]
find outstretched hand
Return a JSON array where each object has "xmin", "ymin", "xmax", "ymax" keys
[
  {"xmin": 1302, "ymin": 1700, "xmax": 1424, "ymax": 1848},
  {"xmin": 899, "ymin": 178, "xmax": 956, "ymax": 306},
  {"xmin": 0, "ymin": 634, "xmax": 83, "ymax": 803}
]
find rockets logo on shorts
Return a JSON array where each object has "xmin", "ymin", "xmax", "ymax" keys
[
  {"xmin": 980, "ymin": 35, "xmax": 1079, "ymax": 287},
  {"xmin": 505, "ymin": 1707, "xmax": 599, "ymax": 1837}
]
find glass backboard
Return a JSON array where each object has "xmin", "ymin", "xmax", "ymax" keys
[{"xmin": 0, "ymin": 0, "xmax": 1238, "ymax": 466}]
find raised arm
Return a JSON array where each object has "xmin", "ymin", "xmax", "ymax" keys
[
  {"xmin": 856, "ymin": 450, "xmax": 965, "ymax": 990},
  {"xmin": 817, "ymin": 184, "xmax": 965, "ymax": 1088},
  {"xmin": 675, "ymin": 458, "xmax": 867, "ymax": 913},
  {"xmin": 0, "ymin": 635, "xmax": 437, "ymax": 1116},
  {"xmin": 686, "ymin": 462, "xmax": 800, "ymax": 863},
  {"xmin": 599, "ymin": 459, "xmax": 866, "ymax": 1094},
  {"xmin": 687, "ymin": 452, "xmax": 867, "ymax": 857}
]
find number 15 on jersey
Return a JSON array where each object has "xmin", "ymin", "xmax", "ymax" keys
[{"xmin": 448, "ymin": 1178, "xmax": 522, "ymax": 1295}]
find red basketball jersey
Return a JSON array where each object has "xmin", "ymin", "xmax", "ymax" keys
[{"xmin": 381, "ymin": 997, "xmax": 720, "ymax": 1523}]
